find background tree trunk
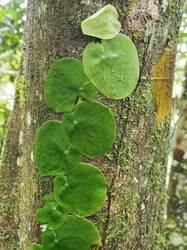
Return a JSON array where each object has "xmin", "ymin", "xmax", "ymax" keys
[
  {"xmin": 0, "ymin": 0, "xmax": 185, "ymax": 249},
  {"xmin": 166, "ymin": 61, "xmax": 187, "ymax": 249}
]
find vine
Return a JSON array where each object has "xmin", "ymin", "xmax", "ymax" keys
[{"xmin": 29, "ymin": 5, "xmax": 139, "ymax": 250}]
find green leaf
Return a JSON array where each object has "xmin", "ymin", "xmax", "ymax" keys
[
  {"xmin": 35, "ymin": 120, "xmax": 82, "ymax": 175},
  {"xmin": 61, "ymin": 101, "xmax": 116, "ymax": 157},
  {"xmin": 28, "ymin": 243, "xmax": 42, "ymax": 250},
  {"xmin": 179, "ymin": 32, "xmax": 187, "ymax": 38},
  {"xmin": 36, "ymin": 195, "xmax": 68, "ymax": 230},
  {"xmin": 42, "ymin": 215, "xmax": 102, "ymax": 250},
  {"xmin": 83, "ymin": 34, "xmax": 139, "ymax": 99},
  {"xmin": 80, "ymin": 81, "xmax": 98, "ymax": 102},
  {"xmin": 43, "ymin": 194, "xmax": 55, "ymax": 203},
  {"xmin": 81, "ymin": 4, "xmax": 121, "ymax": 39},
  {"xmin": 45, "ymin": 58, "xmax": 97, "ymax": 112},
  {"xmin": 54, "ymin": 163, "xmax": 106, "ymax": 217}
]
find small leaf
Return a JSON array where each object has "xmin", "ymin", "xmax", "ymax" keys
[
  {"xmin": 81, "ymin": 4, "xmax": 121, "ymax": 39},
  {"xmin": 28, "ymin": 243, "xmax": 42, "ymax": 250},
  {"xmin": 83, "ymin": 34, "xmax": 139, "ymax": 99},
  {"xmin": 42, "ymin": 215, "xmax": 102, "ymax": 250},
  {"xmin": 54, "ymin": 163, "xmax": 106, "ymax": 217},
  {"xmin": 45, "ymin": 58, "xmax": 97, "ymax": 112},
  {"xmin": 36, "ymin": 195, "xmax": 68, "ymax": 230},
  {"xmin": 35, "ymin": 120, "xmax": 82, "ymax": 175},
  {"xmin": 61, "ymin": 101, "xmax": 116, "ymax": 157}
]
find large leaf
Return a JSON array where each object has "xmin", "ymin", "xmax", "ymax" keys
[
  {"xmin": 36, "ymin": 195, "xmax": 68, "ymax": 230},
  {"xmin": 61, "ymin": 101, "xmax": 116, "ymax": 157},
  {"xmin": 35, "ymin": 120, "xmax": 82, "ymax": 175},
  {"xmin": 42, "ymin": 215, "xmax": 102, "ymax": 250},
  {"xmin": 81, "ymin": 4, "xmax": 121, "ymax": 39},
  {"xmin": 83, "ymin": 34, "xmax": 139, "ymax": 99},
  {"xmin": 54, "ymin": 163, "xmax": 106, "ymax": 216},
  {"xmin": 45, "ymin": 58, "xmax": 97, "ymax": 112}
]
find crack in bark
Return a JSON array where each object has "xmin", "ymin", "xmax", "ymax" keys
[{"xmin": 100, "ymin": 177, "xmax": 114, "ymax": 250}]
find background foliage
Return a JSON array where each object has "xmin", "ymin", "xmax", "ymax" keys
[
  {"xmin": 0, "ymin": 0, "xmax": 25, "ymax": 157},
  {"xmin": 166, "ymin": 1, "xmax": 187, "ymax": 249}
]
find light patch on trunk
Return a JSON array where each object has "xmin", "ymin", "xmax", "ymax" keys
[
  {"xmin": 27, "ymin": 111, "xmax": 31, "ymax": 127},
  {"xmin": 141, "ymin": 202, "xmax": 145, "ymax": 210},
  {"xmin": 17, "ymin": 156, "xmax": 23, "ymax": 167},
  {"xmin": 147, "ymin": 0, "xmax": 159, "ymax": 19},
  {"xmin": 30, "ymin": 151, "xmax": 34, "ymax": 161},
  {"xmin": 19, "ymin": 131, "xmax": 24, "ymax": 145},
  {"xmin": 162, "ymin": 0, "xmax": 169, "ymax": 12},
  {"xmin": 38, "ymin": 3, "xmax": 48, "ymax": 18},
  {"xmin": 81, "ymin": 0, "xmax": 90, "ymax": 5},
  {"xmin": 143, "ymin": 178, "xmax": 148, "ymax": 186},
  {"xmin": 133, "ymin": 177, "xmax": 139, "ymax": 183}
]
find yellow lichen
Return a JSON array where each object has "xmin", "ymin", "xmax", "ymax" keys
[{"xmin": 151, "ymin": 41, "xmax": 177, "ymax": 123}]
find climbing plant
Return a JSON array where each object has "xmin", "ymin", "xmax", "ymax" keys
[{"xmin": 29, "ymin": 5, "xmax": 139, "ymax": 249}]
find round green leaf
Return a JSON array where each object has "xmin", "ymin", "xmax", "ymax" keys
[
  {"xmin": 81, "ymin": 4, "xmax": 121, "ymax": 39},
  {"xmin": 45, "ymin": 58, "xmax": 97, "ymax": 112},
  {"xmin": 35, "ymin": 120, "xmax": 82, "ymax": 175},
  {"xmin": 28, "ymin": 243, "xmax": 42, "ymax": 250},
  {"xmin": 54, "ymin": 163, "xmax": 106, "ymax": 217},
  {"xmin": 36, "ymin": 195, "xmax": 68, "ymax": 230},
  {"xmin": 83, "ymin": 33, "xmax": 139, "ymax": 99},
  {"xmin": 61, "ymin": 101, "xmax": 116, "ymax": 157},
  {"xmin": 42, "ymin": 215, "xmax": 102, "ymax": 250}
]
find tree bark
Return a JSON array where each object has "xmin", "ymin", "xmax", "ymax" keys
[{"xmin": 0, "ymin": 0, "xmax": 185, "ymax": 249}]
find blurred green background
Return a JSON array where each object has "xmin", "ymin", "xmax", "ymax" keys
[{"xmin": 0, "ymin": 0, "xmax": 25, "ymax": 157}]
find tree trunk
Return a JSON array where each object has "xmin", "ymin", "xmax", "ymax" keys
[{"xmin": 0, "ymin": 0, "xmax": 184, "ymax": 249}]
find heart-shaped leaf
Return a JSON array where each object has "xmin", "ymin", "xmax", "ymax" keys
[
  {"xmin": 45, "ymin": 58, "xmax": 97, "ymax": 112},
  {"xmin": 28, "ymin": 243, "xmax": 42, "ymax": 250},
  {"xmin": 36, "ymin": 195, "xmax": 68, "ymax": 230},
  {"xmin": 83, "ymin": 34, "xmax": 139, "ymax": 99},
  {"xmin": 54, "ymin": 163, "xmax": 106, "ymax": 217},
  {"xmin": 81, "ymin": 4, "xmax": 121, "ymax": 39},
  {"xmin": 35, "ymin": 120, "xmax": 82, "ymax": 175},
  {"xmin": 61, "ymin": 101, "xmax": 116, "ymax": 157},
  {"xmin": 42, "ymin": 215, "xmax": 102, "ymax": 250}
]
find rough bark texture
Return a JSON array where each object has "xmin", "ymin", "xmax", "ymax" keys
[{"xmin": 0, "ymin": 0, "xmax": 184, "ymax": 249}]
